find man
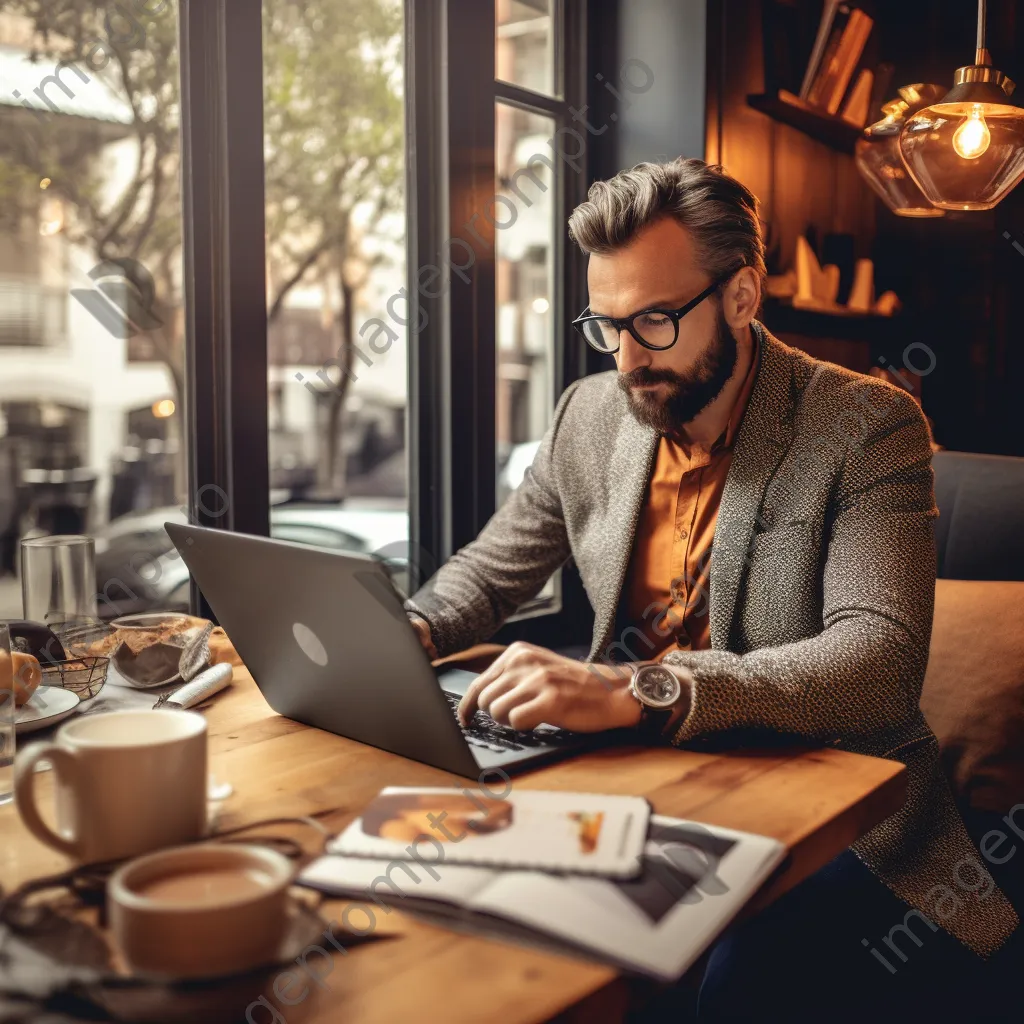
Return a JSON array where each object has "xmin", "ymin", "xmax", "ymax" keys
[{"xmin": 403, "ymin": 158, "xmax": 1018, "ymax": 1018}]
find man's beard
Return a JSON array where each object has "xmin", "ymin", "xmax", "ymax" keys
[{"xmin": 617, "ymin": 307, "xmax": 738, "ymax": 435}]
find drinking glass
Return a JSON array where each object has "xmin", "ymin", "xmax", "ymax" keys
[
  {"xmin": 1, "ymin": 622, "xmax": 14, "ymax": 806},
  {"xmin": 21, "ymin": 535, "xmax": 97, "ymax": 625}
]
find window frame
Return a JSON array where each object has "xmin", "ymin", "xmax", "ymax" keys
[
  {"xmin": 177, "ymin": 0, "xmax": 589, "ymax": 635},
  {"xmin": 179, "ymin": 0, "xmax": 270, "ymax": 620},
  {"xmin": 406, "ymin": 0, "xmax": 589, "ymax": 633}
]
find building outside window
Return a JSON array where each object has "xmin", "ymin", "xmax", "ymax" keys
[
  {"xmin": 0, "ymin": 7, "xmax": 185, "ymax": 618},
  {"xmin": 262, "ymin": 0, "xmax": 409, "ymax": 576}
]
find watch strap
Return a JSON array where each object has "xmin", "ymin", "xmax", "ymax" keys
[{"xmin": 636, "ymin": 703, "xmax": 673, "ymax": 736}]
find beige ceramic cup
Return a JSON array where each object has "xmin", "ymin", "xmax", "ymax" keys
[
  {"xmin": 14, "ymin": 709, "xmax": 207, "ymax": 863},
  {"xmin": 107, "ymin": 842, "xmax": 294, "ymax": 978}
]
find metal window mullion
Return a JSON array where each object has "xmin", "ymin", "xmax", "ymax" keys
[
  {"xmin": 179, "ymin": 0, "xmax": 269, "ymax": 618},
  {"xmin": 446, "ymin": 0, "xmax": 498, "ymax": 551},
  {"xmin": 494, "ymin": 80, "xmax": 568, "ymax": 118},
  {"xmin": 560, "ymin": 0, "xmax": 589, "ymax": 391},
  {"xmin": 406, "ymin": 0, "xmax": 450, "ymax": 571}
]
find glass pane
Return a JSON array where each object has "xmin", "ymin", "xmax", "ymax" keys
[
  {"xmin": 496, "ymin": 0, "xmax": 555, "ymax": 98},
  {"xmin": 262, "ymin": 0, "xmax": 411, "ymax": 591},
  {"xmin": 0, "ymin": 7, "xmax": 187, "ymax": 622},
  {"xmin": 495, "ymin": 102, "xmax": 558, "ymax": 609}
]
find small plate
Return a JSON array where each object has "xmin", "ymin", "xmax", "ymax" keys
[{"xmin": 16, "ymin": 685, "xmax": 81, "ymax": 734}]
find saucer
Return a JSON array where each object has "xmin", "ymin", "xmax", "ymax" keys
[
  {"xmin": 93, "ymin": 897, "xmax": 338, "ymax": 1024},
  {"xmin": 15, "ymin": 685, "xmax": 81, "ymax": 734}
]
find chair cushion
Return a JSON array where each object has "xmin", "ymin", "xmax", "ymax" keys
[
  {"xmin": 921, "ymin": 579, "xmax": 1024, "ymax": 813},
  {"xmin": 933, "ymin": 451, "xmax": 1024, "ymax": 581}
]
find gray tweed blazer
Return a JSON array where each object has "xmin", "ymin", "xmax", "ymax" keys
[{"xmin": 404, "ymin": 322, "xmax": 1019, "ymax": 955}]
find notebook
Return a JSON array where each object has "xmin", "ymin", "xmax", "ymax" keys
[
  {"xmin": 328, "ymin": 787, "xmax": 651, "ymax": 878},
  {"xmin": 301, "ymin": 815, "xmax": 787, "ymax": 982}
]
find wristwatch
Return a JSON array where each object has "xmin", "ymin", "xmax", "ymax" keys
[{"xmin": 628, "ymin": 663, "xmax": 684, "ymax": 736}]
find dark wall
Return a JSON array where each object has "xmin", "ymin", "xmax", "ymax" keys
[
  {"xmin": 585, "ymin": 0, "xmax": 707, "ymax": 383},
  {"xmin": 706, "ymin": 0, "xmax": 878, "ymax": 276},
  {"xmin": 707, "ymin": 0, "xmax": 1024, "ymax": 457},
  {"xmin": 586, "ymin": 0, "xmax": 707, "ymax": 178}
]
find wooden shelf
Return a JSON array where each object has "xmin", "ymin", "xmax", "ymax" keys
[
  {"xmin": 761, "ymin": 297, "xmax": 901, "ymax": 348},
  {"xmin": 747, "ymin": 93, "xmax": 862, "ymax": 155}
]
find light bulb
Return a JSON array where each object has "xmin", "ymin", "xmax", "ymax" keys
[{"xmin": 952, "ymin": 105, "xmax": 991, "ymax": 159}]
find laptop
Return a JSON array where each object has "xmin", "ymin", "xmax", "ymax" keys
[{"xmin": 166, "ymin": 522, "xmax": 592, "ymax": 777}]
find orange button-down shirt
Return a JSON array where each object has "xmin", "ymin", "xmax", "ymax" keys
[{"xmin": 620, "ymin": 341, "xmax": 760, "ymax": 659}]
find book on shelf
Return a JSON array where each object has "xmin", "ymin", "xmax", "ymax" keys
[
  {"xmin": 764, "ymin": 0, "xmax": 821, "ymax": 96},
  {"xmin": 841, "ymin": 67, "xmax": 874, "ymax": 126},
  {"xmin": 807, "ymin": 7, "xmax": 874, "ymax": 115},
  {"xmin": 799, "ymin": 0, "xmax": 842, "ymax": 99}
]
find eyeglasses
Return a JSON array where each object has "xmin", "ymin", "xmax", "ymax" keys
[{"xmin": 571, "ymin": 271, "xmax": 736, "ymax": 355}]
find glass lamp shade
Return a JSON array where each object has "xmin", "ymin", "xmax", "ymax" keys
[
  {"xmin": 855, "ymin": 85, "xmax": 947, "ymax": 217},
  {"xmin": 899, "ymin": 69, "xmax": 1024, "ymax": 211}
]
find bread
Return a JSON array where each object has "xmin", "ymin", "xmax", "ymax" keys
[{"xmin": 0, "ymin": 650, "xmax": 42, "ymax": 706}]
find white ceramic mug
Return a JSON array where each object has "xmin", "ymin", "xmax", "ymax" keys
[
  {"xmin": 14, "ymin": 709, "xmax": 207, "ymax": 863},
  {"xmin": 108, "ymin": 842, "xmax": 294, "ymax": 978}
]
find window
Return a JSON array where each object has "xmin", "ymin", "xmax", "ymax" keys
[
  {"xmin": 262, "ymin": 0, "xmax": 409, "ymax": 588},
  {"xmin": 0, "ymin": 6, "xmax": 186, "ymax": 621},
  {"xmin": 496, "ymin": 0, "xmax": 556, "ymax": 97},
  {"xmin": 492, "ymin": 0, "xmax": 584, "ymax": 620},
  {"xmin": 0, "ymin": 0, "xmax": 587, "ymax": 638},
  {"xmin": 405, "ymin": 0, "xmax": 586, "ymax": 631},
  {"xmin": 495, "ymin": 105, "xmax": 556, "ymax": 510}
]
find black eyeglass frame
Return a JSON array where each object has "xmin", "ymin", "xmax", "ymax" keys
[{"xmin": 571, "ymin": 270, "xmax": 737, "ymax": 354}]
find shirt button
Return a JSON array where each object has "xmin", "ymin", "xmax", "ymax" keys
[{"xmin": 677, "ymin": 528, "xmax": 688, "ymax": 540}]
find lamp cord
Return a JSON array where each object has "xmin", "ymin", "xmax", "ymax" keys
[{"xmin": 976, "ymin": 0, "xmax": 988, "ymax": 63}]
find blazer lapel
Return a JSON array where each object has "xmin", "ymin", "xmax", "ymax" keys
[
  {"xmin": 588, "ymin": 411, "xmax": 659, "ymax": 660},
  {"xmin": 709, "ymin": 324, "xmax": 799, "ymax": 649}
]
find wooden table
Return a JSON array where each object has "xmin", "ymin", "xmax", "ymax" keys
[{"xmin": 1, "ymin": 668, "xmax": 907, "ymax": 1023}]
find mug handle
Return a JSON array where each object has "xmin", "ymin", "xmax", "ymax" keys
[{"xmin": 14, "ymin": 742, "xmax": 82, "ymax": 859}]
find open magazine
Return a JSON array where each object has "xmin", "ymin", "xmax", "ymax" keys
[
  {"xmin": 328, "ymin": 787, "xmax": 651, "ymax": 877},
  {"xmin": 300, "ymin": 815, "xmax": 786, "ymax": 981}
]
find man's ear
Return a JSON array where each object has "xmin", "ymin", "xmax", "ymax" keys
[{"xmin": 722, "ymin": 266, "xmax": 761, "ymax": 331}]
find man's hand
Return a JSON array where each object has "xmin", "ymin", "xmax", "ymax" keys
[
  {"xmin": 408, "ymin": 614, "xmax": 438, "ymax": 661},
  {"xmin": 457, "ymin": 641, "xmax": 643, "ymax": 733}
]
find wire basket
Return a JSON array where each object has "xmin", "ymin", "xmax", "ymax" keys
[{"xmin": 40, "ymin": 655, "xmax": 110, "ymax": 700}]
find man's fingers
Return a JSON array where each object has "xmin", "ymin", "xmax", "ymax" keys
[
  {"xmin": 458, "ymin": 656, "xmax": 506, "ymax": 723},
  {"xmin": 458, "ymin": 649, "xmax": 516, "ymax": 724},
  {"xmin": 485, "ymin": 668, "xmax": 549, "ymax": 725},
  {"xmin": 506, "ymin": 695, "xmax": 555, "ymax": 732},
  {"xmin": 484, "ymin": 676, "xmax": 539, "ymax": 725},
  {"xmin": 472, "ymin": 676, "xmax": 519, "ymax": 724},
  {"xmin": 457, "ymin": 643, "xmax": 536, "ymax": 724}
]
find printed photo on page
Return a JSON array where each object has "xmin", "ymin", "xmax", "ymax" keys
[{"xmin": 329, "ymin": 787, "xmax": 651, "ymax": 877}]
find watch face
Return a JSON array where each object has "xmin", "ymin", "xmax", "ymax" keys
[{"xmin": 635, "ymin": 666, "xmax": 682, "ymax": 709}]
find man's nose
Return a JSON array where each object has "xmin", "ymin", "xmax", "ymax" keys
[{"xmin": 616, "ymin": 332, "xmax": 650, "ymax": 375}]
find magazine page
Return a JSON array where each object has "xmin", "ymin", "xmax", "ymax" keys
[
  {"xmin": 301, "ymin": 816, "xmax": 785, "ymax": 982},
  {"xmin": 464, "ymin": 817, "xmax": 786, "ymax": 981},
  {"xmin": 328, "ymin": 787, "xmax": 651, "ymax": 877},
  {"xmin": 299, "ymin": 853, "xmax": 497, "ymax": 908}
]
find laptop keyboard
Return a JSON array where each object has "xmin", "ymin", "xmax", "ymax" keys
[{"xmin": 443, "ymin": 692, "xmax": 577, "ymax": 753}]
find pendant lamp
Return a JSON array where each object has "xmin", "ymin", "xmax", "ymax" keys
[
  {"xmin": 855, "ymin": 84, "xmax": 947, "ymax": 217},
  {"xmin": 898, "ymin": 0, "xmax": 1024, "ymax": 211}
]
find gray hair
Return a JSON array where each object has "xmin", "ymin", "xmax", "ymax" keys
[{"xmin": 567, "ymin": 157, "xmax": 766, "ymax": 295}]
